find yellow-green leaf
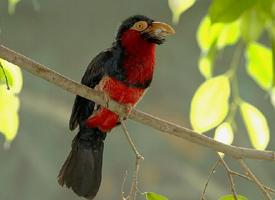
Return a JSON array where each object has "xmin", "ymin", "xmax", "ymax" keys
[
  {"xmin": 208, "ymin": 0, "xmax": 257, "ymax": 23},
  {"xmin": 197, "ymin": 16, "xmax": 223, "ymax": 51},
  {"xmin": 0, "ymin": 58, "xmax": 23, "ymax": 94},
  {"xmin": 219, "ymin": 194, "xmax": 248, "ymax": 200},
  {"xmin": 168, "ymin": 0, "xmax": 196, "ymax": 24},
  {"xmin": 197, "ymin": 16, "xmax": 240, "ymax": 51},
  {"xmin": 190, "ymin": 75, "xmax": 230, "ymax": 133},
  {"xmin": 199, "ymin": 55, "xmax": 212, "ymax": 79},
  {"xmin": 240, "ymin": 8, "xmax": 265, "ymax": 43},
  {"xmin": 8, "ymin": 0, "xmax": 21, "ymax": 14},
  {"xmin": 146, "ymin": 192, "xmax": 168, "ymax": 200},
  {"xmin": 216, "ymin": 20, "xmax": 240, "ymax": 49},
  {"xmin": 0, "ymin": 85, "xmax": 20, "ymax": 141},
  {"xmin": 240, "ymin": 102, "xmax": 270, "ymax": 150},
  {"xmin": 246, "ymin": 42, "xmax": 272, "ymax": 90},
  {"xmin": 214, "ymin": 122, "xmax": 234, "ymax": 157}
]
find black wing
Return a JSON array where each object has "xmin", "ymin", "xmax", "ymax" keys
[{"xmin": 69, "ymin": 49, "xmax": 113, "ymax": 130}]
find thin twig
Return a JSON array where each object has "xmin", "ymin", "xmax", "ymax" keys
[
  {"xmin": 0, "ymin": 62, "xmax": 10, "ymax": 89},
  {"xmin": 238, "ymin": 159, "xmax": 272, "ymax": 200},
  {"xmin": 121, "ymin": 171, "xmax": 128, "ymax": 200},
  {"xmin": 1, "ymin": 44, "xmax": 275, "ymax": 161},
  {"xmin": 218, "ymin": 156, "xmax": 238, "ymax": 200},
  {"xmin": 200, "ymin": 160, "xmax": 220, "ymax": 200},
  {"xmin": 230, "ymin": 171, "xmax": 275, "ymax": 194},
  {"xmin": 120, "ymin": 117, "xmax": 144, "ymax": 200}
]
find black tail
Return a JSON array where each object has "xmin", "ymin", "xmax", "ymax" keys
[{"xmin": 58, "ymin": 127, "xmax": 106, "ymax": 199}]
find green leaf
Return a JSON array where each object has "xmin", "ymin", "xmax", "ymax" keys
[
  {"xmin": 245, "ymin": 42, "xmax": 272, "ymax": 90},
  {"xmin": 190, "ymin": 75, "xmax": 230, "ymax": 133},
  {"xmin": 240, "ymin": 8, "xmax": 265, "ymax": 43},
  {"xmin": 198, "ymin": 44, "xmax": 217, "ymax": 79},
  {"xmin": 270, "ymin": 87, "xmax": 275, "ymax": 108},
  {"xmin": 199, "ymin": 55, "xmax": 213, "ymax": 79},
  {"xmin": 145, "ymin": 192, "xmax": 168, "ymax": 200},
  {"xmin": 209, "ymin": 0, "xmax": 257, "ymax": 23},
  {"xmin": 8, "ymin": 0, "xmax": 21, "ymax": 14},
  {"xmin": 168, "ymin": 0, "xmax": 196, "ymax": 24},
  {"xmin": 219, "ymin": 194, "xmax": 248, "ymax": 200},
  {"xmin": 216, "ymin": 19, "xmax": 240, "ymax": 49},
  {"xmin": 197, "ymin": 16, "xmax": 240, "ymax": 51},
  {"xmin": 0, "ymin": 58, "xmax": 23, "ymax": 94},
  {"xmin": 257, "ymin": 0, "xmax": 275, "ymax": 20},
  {"xmin": 197, "ymin": 16, "xmax": 223, "ymax": 51},
  {"xmin": 0, "ymin": 85, "xmax": 20, "ymax": 141},
  {"xmin": 240, "ymin": 102, "xmax": 270, "ymax": 150},
  {"xmin": 214, "ymin": 122, "xmax": 234, "ymax": 157}
]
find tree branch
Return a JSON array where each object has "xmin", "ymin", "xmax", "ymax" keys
[{"xmin": 1, "ymin": 44, "xmax": 275, "ymax": 161}]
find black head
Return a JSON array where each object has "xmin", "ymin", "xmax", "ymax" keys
[{"xmin": 116, "ymin": 15, "xmax": 175, "ymax": 44}]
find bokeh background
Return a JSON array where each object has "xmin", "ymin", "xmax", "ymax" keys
[{"xmin": 0, "ymin": 0, "xmax": 275, "ymax": 199}]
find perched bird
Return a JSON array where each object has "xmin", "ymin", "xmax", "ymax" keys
[{"xmin": 58, "ymin": 15, "xmax": 175, "ymax": 199}]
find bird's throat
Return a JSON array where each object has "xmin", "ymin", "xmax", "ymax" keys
[{"xmin": 121, "ymin": 30, "xmax": 156, "ymax": 85}]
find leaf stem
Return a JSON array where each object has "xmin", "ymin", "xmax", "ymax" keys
[
  {"xmin": 226, "ymin": 43, "xmax": 244, "ymax": 123},
  {"xmin": 0, "ymin": 62, "xmax": 10, "ymax": 90}
]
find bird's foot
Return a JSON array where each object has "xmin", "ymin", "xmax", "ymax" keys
[
  {"xmin": 123, "ymin": 104, "xmax": 133, "ymax": 119},
  {"xmin": 103, "ymin": 92, "xmax": 111, "ymax": 108}
]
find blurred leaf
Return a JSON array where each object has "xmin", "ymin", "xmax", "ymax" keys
[
  {"xmin": 0, "ymin": 85, "xmax": 20, "ymax": 141},
  {"xmin": 240, "ymin": 102, "xmax": 270, "ymax": 150},
  {"xmin": 214, "ymin": 122, "xmax": 234, "ymax": 157},
  {"xmin": 199, "ymin": 55, "xmax": 212, "ymax": 79},
  {"xmin": 245, "ymin": 42, "xmax": 272, "ymax": 90},
  {"xmin": 208, "ymin": 0, "xmax": 257, "ymax": 23},
  {"xmin": 240, "ymin": 8, "xmax": 265, "ymax": 43},
  {"xmin": 198, "ymin": 44, "xmax": 217, "ymax": 79},
  {"xmin": 219, "ymin": 194, "xmax": 248, "ymax": 200},
  {"xmin": 197, "ymin": 16, "xmax": 240, "ymax": 51},
  {"xmin": 145, "ymin": 192, "xmax": 168, "ymax": 200},
  {"xmin": 257, "ymin": 0, "xmax": 275, "ymax": 20},
  {"xmin": 197, "ymin": 16, "xmax": 223, "ymax": 51},
  {"xmin": 0, "ymin": 58, "xmax": 23, "ymax": 94},
  {"xmin": 190, "ymin": 75, "xmax": 230, "ymax": 133},
  {"xmin": 270, "ymin": 87, "xmax": 275, "ymax": 108},
  {"xmin": 8, "ymin": 0, "xmax": 21, "ymax": 14},
  {"xmin": 168, "ymin": 0, "xmax": 196, "ymax": 24},
  {"xmin": 216, "ymin": 20, "xmax": 240, "ymax": 49}
]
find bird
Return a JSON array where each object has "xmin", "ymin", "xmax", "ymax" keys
[{"xmin": 57, "ymin": 15, "xmax": 175, "ymax": 199}]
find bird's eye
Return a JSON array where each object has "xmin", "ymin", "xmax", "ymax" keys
[{"xmin": 131, "ymin": 21, "xmax": 148, "ymax": 32}]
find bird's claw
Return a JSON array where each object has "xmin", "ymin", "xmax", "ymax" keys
[
  {"xmin": 103, "ymin": 92, "xmax": 110, "ymax": 108},
  {"xmin": 123, "ymin": 104, "xmax": 133, "ymax": 119}
]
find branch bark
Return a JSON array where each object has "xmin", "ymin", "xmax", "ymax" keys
[{"xmin": 1, "ymin": 44, "xmax": 275, "ymax": 161}]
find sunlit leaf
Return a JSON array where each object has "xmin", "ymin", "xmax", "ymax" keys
[
  {"xmin": 216, "ymin": 20, "xmax": 240, "ymax": 49},
  {"xmin": 197, "ymin": 16, "xmax": 240, "ymax": 51},
  {"xmin": 0, "ymin": 58, "xmax": 23, "ymax": 94},
  {"xmin": 240, "ymin": 102, "xmax": 270, "ymax": 150},
  {"xmin": 199, "ymin": 55, "xmax": 212, "ymax": 79},
  {"xmin": 198, "ymin": 44, "xmax": 217, "ymax": 79},
  {"xmin": 209, "ymin": 0, "xmax": 257, "ymax": 23},
  {"xmin": 197, "ymin": 16, "xmax": 223, "ymax": 51},
  {"xmin": 0, "ymin": 85, "xmax": 20, "ymax": 141},
  {"xmin": 146, "ymin": 192, "xmax": 168, "ymax": 200},
  {"xmin": 168, "ymin": 0, "xmax": 196, "ymax": 24},
  {"xmin": 245, "ymin": 42, "xmax": 272, "ymax": 90},
  {"xmin": 240, "ymin": 8, "xmax": 265, "ymax": 43},
  {"xmin": 8, "ymin": 0, "xmax": 21, "ymax": 14},
  {"xmin": 190, "ymin": 75, "xmax": 230, "ymax": 133},
  {"xmin": 214, "ymin": 122, "xmax": 234, "ymax": 157},
  {"xmin": 219, "ymin": 194, "xmax": 248, "ymax": 200}
]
